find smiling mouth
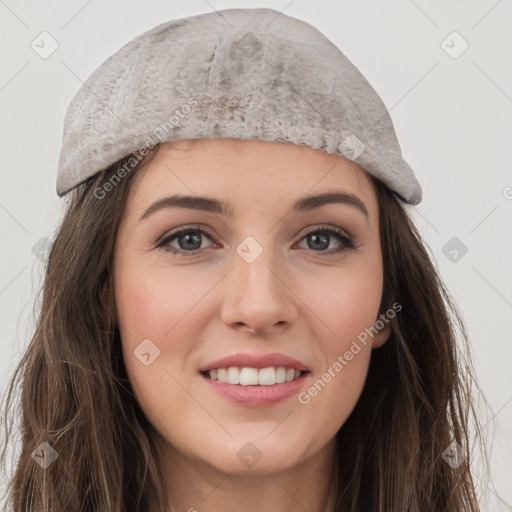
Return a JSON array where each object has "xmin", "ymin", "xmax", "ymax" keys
[{"xmin": 200, "ymin": 367, "xmax": 309, "ymax": 386}]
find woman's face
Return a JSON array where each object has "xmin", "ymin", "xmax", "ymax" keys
[{"xmin": 113, "ymin": 138, "xmax": 390, "ymax": 475}]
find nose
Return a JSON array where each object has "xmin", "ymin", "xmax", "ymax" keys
[{"xmin": 220, "ymin": 243, "xmax": 297, "ymax": 335}]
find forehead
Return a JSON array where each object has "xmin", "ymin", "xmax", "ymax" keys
[{"xmin": 125, "ymin": 138, "xmax": 379, "ymax": 221}]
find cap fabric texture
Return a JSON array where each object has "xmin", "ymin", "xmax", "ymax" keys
[{"xmin": 56, "ymin": 8, "xmax": 422, "ymax": 205}]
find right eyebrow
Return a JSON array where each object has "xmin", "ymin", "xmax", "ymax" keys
[{"xmin": 139, "ymin": 194, "xmax": 234, "ymax": 221}]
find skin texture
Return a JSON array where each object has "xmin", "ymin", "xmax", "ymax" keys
[{"xmin": 112, "ymin": 138, "xmax": 391, "ymax": 512}]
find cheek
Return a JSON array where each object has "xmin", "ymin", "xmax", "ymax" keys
[
  {"xmin": 113, "ymin": 265, "xmax": 204, "ymax": 435},
  {"xmin": 296, "ymin": 345, "xmax": 371, "ymax": 449},
  {"xmin": 112, "ymin": 256, "xmax": 211, "ymax": 408},
  {"xmin": 294, "ymin": 258, "xmax": 383, "ymax": 434},
  {"xmin": 114, "ymin": 259, "xmax": 205, "ymax": 342},
  {"xmin": 296, "ymin": 294, "xmax": 377, "ymax": 445},
  {"xmin": 309, "ymin": 258, "xmax": 384, "ymax": 351}
]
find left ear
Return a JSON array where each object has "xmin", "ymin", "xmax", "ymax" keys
[{"xmin": 372, "ymin": 322, "xmax": 392, "ymax": 349}]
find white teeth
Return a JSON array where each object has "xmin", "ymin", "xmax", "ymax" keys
[
  {"xmin": 240, "ymin": 367, "xmax": 259, "ymax": 385},
  {"xmin": 257, "ymin": 367, "xmax": 275, "ymax": 385},
  {"xmin": 207, "ymin": 366, "xmax": 304, "ymax": 385},
  {"xmin": 275, "ymin": 367, "xmax": 286, "ymax": 383},
  {"xmin": 226, "ymin": 367, "xmax": 240, "ymax": 385}
]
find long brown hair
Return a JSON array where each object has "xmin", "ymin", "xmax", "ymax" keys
[{"xmin": 0, "ymin": 142, "xmax": 490, "ymax": 511}]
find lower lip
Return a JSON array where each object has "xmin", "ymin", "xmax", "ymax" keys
[{"xmin": 200, "ymin": 372, "xmax": 310, "ymax": 407}]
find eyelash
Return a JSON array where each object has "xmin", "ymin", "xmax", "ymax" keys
[{"xmin": 156, "ymin": 224, "xmax": 359, "ymax": 257}]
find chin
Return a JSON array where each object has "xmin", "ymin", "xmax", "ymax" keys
[{"xmin": 201, "ymin": 438, "xmax": 307, "ymax": 475}]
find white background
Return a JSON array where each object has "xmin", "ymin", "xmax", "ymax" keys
[{"xmin": 1, "ymin": 1, "xmax": 511, "ymax": 509}]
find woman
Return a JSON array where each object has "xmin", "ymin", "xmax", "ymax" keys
[{"xmin": 0, "ymin": 8, "xmax": 488, "ymax": 512}]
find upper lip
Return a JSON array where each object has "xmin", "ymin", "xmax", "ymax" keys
[{"xmin": 199, "ymin": 352, "xmax": 310, "ymax": 372}]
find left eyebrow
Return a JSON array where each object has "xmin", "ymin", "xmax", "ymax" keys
[
  {"xmin": 291, "ymin": 191, "xmax": 369, "ymax": 223},
  {"xmin": 138, "ymin": 191, "xmax": 369, "ymax": 224}
]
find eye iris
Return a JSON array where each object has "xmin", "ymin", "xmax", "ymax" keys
[
  {"xmin": 308, "ymin": 233, "xmax": 329, "ymax": 251},
  {"xmin": 179, "ymin": 232, "xmax": 202, "ymax": 250}
]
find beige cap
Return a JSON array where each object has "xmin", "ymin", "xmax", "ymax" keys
[{"xmin": 56, "ymin": 7, "xmax": 422, "ymax": 204}]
